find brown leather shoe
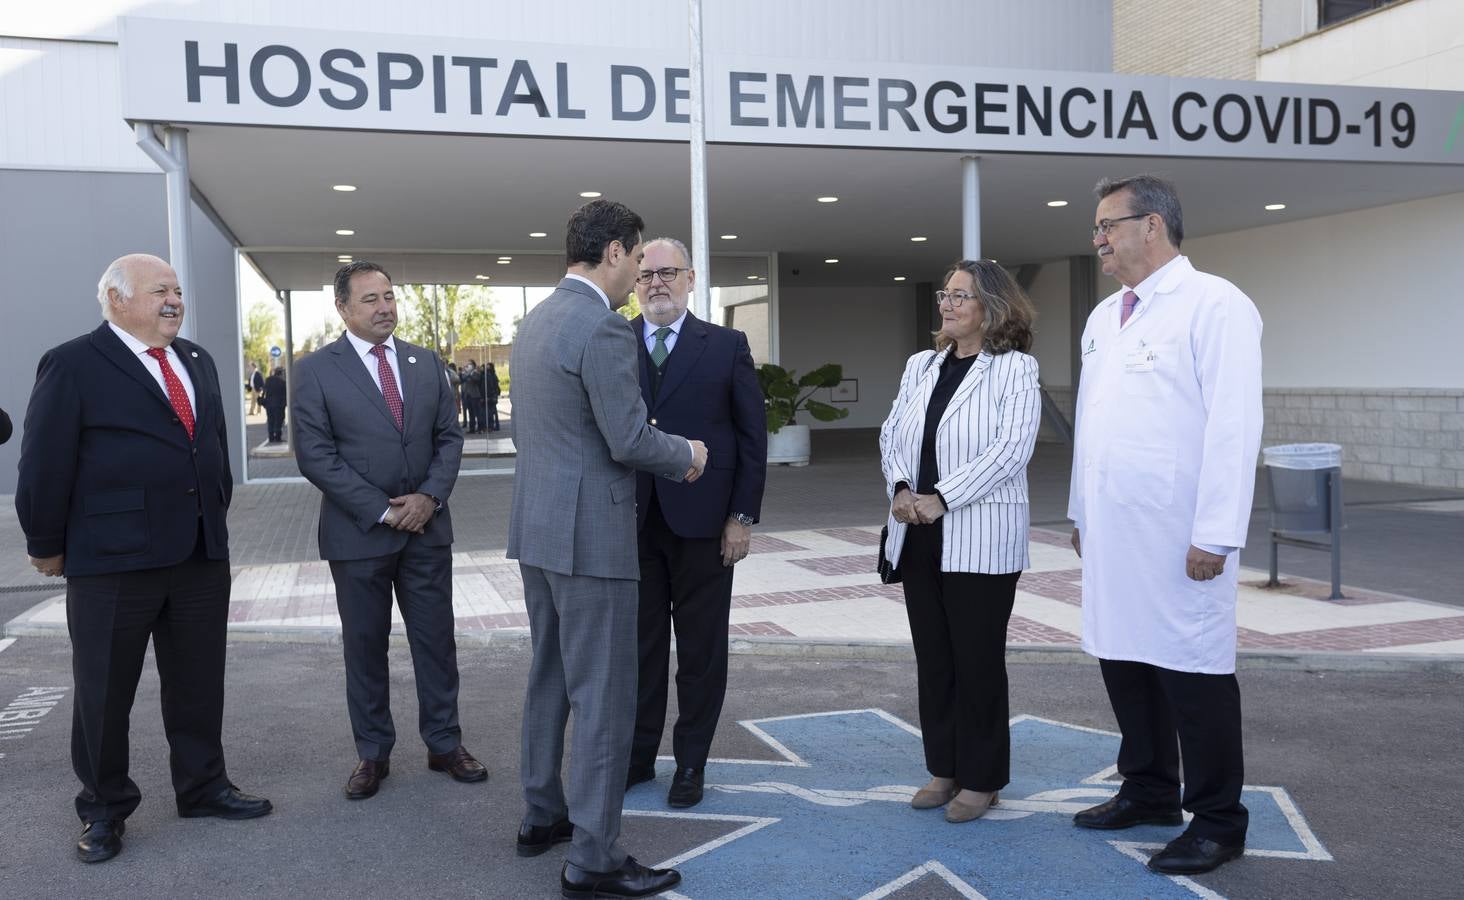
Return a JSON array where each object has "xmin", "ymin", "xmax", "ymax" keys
[
  {"xmin": 427, "ymin": 745, "xmax": 488, "ymax": 783},
  {"xmin": 345, "ymin": 758, "xmax": 389, "ymax": 800}
]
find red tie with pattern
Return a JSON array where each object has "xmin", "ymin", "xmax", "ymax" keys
[
  {"xmin": 145, "ymin": 347, "xmax": 195, "ymax": 440},
  {"xmin": 1120, "ymin": 290, "xmax": 1140, "ymax": 326},
  {"xmin": 370, "ymin": 344, "xmax": 404, "ymax": 430}
]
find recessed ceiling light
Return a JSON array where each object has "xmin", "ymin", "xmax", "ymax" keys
[
  {"xmin": 335, "ymin": 229, "xmax": 355, "ymax": 236},
  {"xmin": 475, "ymin": 274, "xmax": 490, "ymax": 280},
  {"xmin": 336, "ymin": 256, "xmax": 352, "ymax": 262},
  {"xmin": 893, "ymin": 276, "xmax": 907, "ymax": 282},
  {"xmin": 332, "ymin": 184, "xmax": 357, "ymax": 192},
  {"xmin": 909, "ymin": 236, "xmax": 927, "ymax": 242},
  {"xmin": 719, "ymin": 234, "xmax": 738, "ymax": 240},
  {"xmin": 498, "ymin": 255, "xmax": 512, "ymax": 260},
  {"xmin": 1046, "ymin": 200, "xmax": 1068, "ymax": 207},
  {"xmin": 817, "ymin": 196, "xmax": 839, "ymax": 203},
  {"xmin": 579, "ymin": 191, "xmax": 601, "ymax": 198},
  {"xmin": 497, "ymin": 259, "xmax": 511, "ymax": 264},
  {"xmin": 746, "ymin": 274, "xmax": 760, "ymax": 280},
  {"xmin": 529, "ymin": 232, "xmax": 547, "ymax": 238},
  {"xmin": 824, "ymin": 258, "xmax": 839, "ymax": 264},
  {"xmin": 1265, "ymin": 203, "xmax": 1287, "ymax": 211}
]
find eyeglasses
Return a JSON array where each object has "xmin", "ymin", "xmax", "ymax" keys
[
  {"xmin": 634, "ymin": 266, "xmax": 689, "ymax": 285},
  {"xmin": 1091, "ymin": 213, "xmax": 1150, "ymax": 238},
  {"xmin": 934, "ymin": 290, "xmax": 976, "ymax": 308}
]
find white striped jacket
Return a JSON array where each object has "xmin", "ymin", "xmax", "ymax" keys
[{"xmin": 879, "ymin": 348, "xmax": 1042, "ymax": 574}]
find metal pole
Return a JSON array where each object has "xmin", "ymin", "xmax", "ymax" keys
[
  {"xmin": 134, "ymin": 123, "xmax": 196, "ymax": 341},
  {"xmin": 280, "ymin": 290, "xmax": 296, "ymax": 451},
  {"xmin": 431, "ymin": 283, "xmax": 442, "ymax": 354},
  {"xmin": 688, "ymin": 0, "xmax": 712, "ymax": 320},
  {"xmin": 961, "ymin": 155, "xmax": 981, "ymax": 260}
]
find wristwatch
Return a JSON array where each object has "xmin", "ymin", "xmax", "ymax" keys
[{"xmin": 729, "ymin": 512, "xmax": 755, "ymax": 527}]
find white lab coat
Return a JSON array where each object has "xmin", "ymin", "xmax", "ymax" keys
[{"xmin": 1068, "ymin": 255, "xmax": 1263, "ymax": 674}]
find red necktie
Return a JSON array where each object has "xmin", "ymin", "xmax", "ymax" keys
[
  {"xmin": 1120, "ymin": 290, "xmax": 1140, "ymax": 326},
  {"xmin": 370, "ymin": 344, "xmax": 404, "ymax": 430},
  {"xmin": 145, "ymin": 347, "xmax": 195, "ymax": 440}
]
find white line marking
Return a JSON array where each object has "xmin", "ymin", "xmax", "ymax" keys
[
  {"xmin": 1244, "ymin": 784, "xmax": 1334, "ymax": 861},
  {"xmin": 628, "ymin": 810, "xmax": 780, "ymax": 869},
  {"xmin": 1110, "ymin": 842, "xmax": 1227, "ymax": 900},
  {"xmin": 858, "ymin": 860, "xmax": 987, "ymax": 900},
  {"xmin": 0, "ymin": 638, "xmax": 15, "ymax": 655}
]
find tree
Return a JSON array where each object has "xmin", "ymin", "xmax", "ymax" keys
[
  {"xmin": 398, "ymin": 284, "xmax": 500, "ymax": 356},
  {"xmin": 242, "ymin": 301, "xmax": 283, "ymax": 373},
  {"xmin": 618, "ymin": 290, "xmax": 641, "ymax": 321}
]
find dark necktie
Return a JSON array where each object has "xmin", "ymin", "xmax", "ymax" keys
[
  {"xmin": 145, "ymin": 347, "xmax": 195, "ymax": 440},
  {"xmin": 650, "ymin": 326, "xmax": 672, "ymax": 368},
  {"xmin": 370, "ymin": 344, "xmax": 404, "ymax": 430},
  {"xmin": 1121, "ymin": 290, "xmax": 1140, "ymax": 326}
]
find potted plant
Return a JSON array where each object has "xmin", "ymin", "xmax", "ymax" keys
[{"xmin": 757, "ymin": 363, "xmax": 850, "ymax": 466}]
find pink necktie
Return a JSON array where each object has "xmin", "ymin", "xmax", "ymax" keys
[
  {"xmin": 145, "ymin": 347, "xmax": 195, "ymax": 440},
  {"xmin": 1120, "ymin": 290, "xmax": 1140, "ymax": 326},
  {"xmin": 370, "ymin": 344, "xmax": 404, "ymax": 430}
]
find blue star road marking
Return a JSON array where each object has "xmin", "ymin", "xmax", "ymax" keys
[{"xmin": 624, "ymin": 709, "xmax": 1331, "ymax": 899}]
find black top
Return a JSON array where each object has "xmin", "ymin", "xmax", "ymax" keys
[{"xmin": 915, "ymin": 351, "xmax": 978, "ymax": 496}]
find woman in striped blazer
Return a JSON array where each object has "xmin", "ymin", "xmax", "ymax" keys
[{"xmin": 879, "ymin": 259, "xmax": 1042, "ymax": 823}]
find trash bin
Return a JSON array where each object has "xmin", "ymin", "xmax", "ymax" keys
[
  {"xmin": 1262, "ymin": 443, "xmax": 1345, "ymax": 599},
  {"xmin": 1262, "ymin": 443, "xmax": 1341, "ymax": 532}
]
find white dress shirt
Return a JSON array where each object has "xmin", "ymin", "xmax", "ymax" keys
[
  {"xmin": 642, "ymin": 310, "xmax": 688, "ymax": 357},
  {"xmin": 565, "ymin": 273, "xmax": 612, "ymax": 309},
  {"xmin": 108, "ymin": 322, "xmax": 196, "ymax": 414},
  {"xmin": 344, "ymin": 330, "xmax": 404, "ymax": 404}
]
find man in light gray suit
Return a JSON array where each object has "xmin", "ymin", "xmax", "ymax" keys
[
  {"xmin": 292, "ymin": 261, "xmax": 487, "ymax": 801},
  {"xmin": 509, "ymin": 200, "xmax": 707, "ymax": 899}
]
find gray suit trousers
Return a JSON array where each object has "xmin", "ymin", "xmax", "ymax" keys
[{"xmin": 519, "ymin": 564, "xmax": 638, "ymax": 873}]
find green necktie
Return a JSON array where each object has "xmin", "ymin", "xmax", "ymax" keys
[{"xmin": 650, "ymin": 326, "xmax": 672, "ymax": 367}]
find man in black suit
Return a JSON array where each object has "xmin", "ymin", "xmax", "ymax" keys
[
  {"xmin": 291, "ymin": 262, "xmax": 484, "ymax": 800},
  {"xmin": 626, "ymin": 238, "xmax": 767, "ymax": 808},
  {"xmin": 262, "ymin": 366, "xmax": 287, "ymax": 443},
  {"xmin": 15, "ymin": 253, "xmax": 272, "ymax": 864}
]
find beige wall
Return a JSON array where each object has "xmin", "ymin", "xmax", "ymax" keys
[
  {"xmin": 1258, "ymin": 0, "xmax": 1464, "ymax": 88},
  {"xmin": 1113, "ymin": 0, "xmax": 1260, "ymax": 80}
]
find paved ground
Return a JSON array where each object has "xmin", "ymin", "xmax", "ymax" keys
[{"xmin": 0, "ymin": 640, "xmax": 1459, "ymax": 899}]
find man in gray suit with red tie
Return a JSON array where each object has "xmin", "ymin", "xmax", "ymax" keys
[
  {"xmin": 292, "ymin": 261, "xmax": 485, "ymax": 800},
  {"xmin": 508, "ymin": 200, "xmax": 707, "ymax": 899}
]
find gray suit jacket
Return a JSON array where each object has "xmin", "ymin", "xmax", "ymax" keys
[
  {"xmin": 292, "ymin": 333, "xmax": 464, "ymax": 561},
  {"xmin": 507, "ymin": 278, "xmax": 692, "ymax": 580}
]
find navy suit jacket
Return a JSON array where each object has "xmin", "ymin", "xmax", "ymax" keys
[
  {"xmin": 633, "ymin": 312, "xmax": 767, "ymax": 539},
  {"xmin": 15, "ymin": 323, "xmax": 232, "ymax": 576}
]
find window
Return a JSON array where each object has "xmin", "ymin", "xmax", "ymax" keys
[{"xmin": 1319, "ymin": 0, "xmax": 1401, "ymax": 28}]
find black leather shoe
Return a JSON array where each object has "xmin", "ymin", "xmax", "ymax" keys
[
  {"xmin": 177, "ymin": 785, "xmax": 273, "ymax": 820},
  {"xmin": 77, "ymin": 819, "xmax": 124, "ymax": 863},
  {"xmin": 625, "ymin": 764, "xmax": 656, "ymax": 791},
  {"xmin": 561, "ymin": 857, "xmax": 681, "ymax": 899},
  {"xmin": 667, "ymin": 767, "xmax": 704, "ymax": 808},
  {"xmin": 1147, "ymin": 832, "xmax": 1245, "ymax": 874},
  {"xmin": 346, "ymin": 758, "xmax": 390, "ymax": 800},
  {"xmin": 428, "ymin": 745, "xmax": 489, "ymax": 783},
  {"xmin": 517, "ymin": 817, "xmax": 573, "ymax": 857},
  {"xmin": 1073, "ymin": 795, "xmax": 1183, "ymax": 830}
]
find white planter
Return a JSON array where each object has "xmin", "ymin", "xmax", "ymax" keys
[{"xmin": 766, "ymin": 423, "xmax": 811, "ymax": 466}]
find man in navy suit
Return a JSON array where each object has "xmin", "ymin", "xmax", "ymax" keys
[
  {"xmin": 15, "ymin": 254, "xmax": 272, "ymax": 864},
  {"xmin": 626, "ymin": 238, "xmax": 767, "ymax": 808}
]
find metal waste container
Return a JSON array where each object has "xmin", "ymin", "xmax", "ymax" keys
[{"xmin": 1262, "ymin": 443, "xmax": 1344, "ymax": 599}]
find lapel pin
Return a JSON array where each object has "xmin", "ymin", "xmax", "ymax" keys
[
  {"xmin": 407, "ymin": 356, "xmax": 417, "ymax": 364},
  {"xmin": 190, "ymin": 351, "xmax": 198, "ymax": 357}
]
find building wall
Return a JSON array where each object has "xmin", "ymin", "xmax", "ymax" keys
[
  {"xmin": 1113, "ymin": 0, "xmax": 1260, "ymax": 80},
  {"xmin": 1259, "ymin": 0, "xmax": 1464, "ymax": 88},
  {"xmin": 0, "ymin": 170, "xmax": 243, "ymax": 494},
  {"xmin": 776, "ymin": 285, "xmax": 916, "ymax": 431}
]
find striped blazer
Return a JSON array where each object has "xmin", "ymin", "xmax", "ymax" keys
[{"xmin": 879, "ymin": 347, "xmax": 1042, "ymax": 574}]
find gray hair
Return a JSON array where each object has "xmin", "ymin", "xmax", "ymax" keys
[
  {"xmin": 644, "ymin": 236, "xmax": 692, "ymax": 268},
  {"xmin": 1094, "ymin": 174, "xmax": 1184, "ymax": 248},
  {"xmin": 96, "ymin": 259, "xmax": 135, "ymax": 321}
]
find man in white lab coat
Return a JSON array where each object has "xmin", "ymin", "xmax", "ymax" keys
[{"xmin": 1068, "ymin": 174, "xmax": 1263, "ymax": 876}]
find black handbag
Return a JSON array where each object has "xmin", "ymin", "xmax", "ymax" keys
[{"xmin": 877, "ymin": 525, "xmax": 902, "ymax": 584}]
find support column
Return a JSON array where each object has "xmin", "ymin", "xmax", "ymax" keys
[
  {"xmin": 1069, "ymin": 253, "xmax": 1099, "ymax": 401},
  {"xmin": 280, "ymin": 289, "xmax": 296, "ymax": 451},
  {"xmin": 688, "ymin": 0, "xmax": 712, "ymax": 320},
  {"xmin": 961, "ymin": 155, "xmax": 981, "ymax": 260},
  {"xmin": 134, "ymin": 123, "xmax": 196, "ymax": 341}
]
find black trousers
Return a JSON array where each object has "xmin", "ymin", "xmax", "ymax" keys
[
  {"xmin": 487, "ymin": 397, "xmax": 500, "ymax": 430},
  {"xmin": 265, "ymin": 406, "xmax": 285, "ymax": 441},
  {"xmin": 464, "ymin": 397, "xmax": 481, "ymax": 432},
  {"xmin": 630, "ymin": 498, "xmax": 734, "ymax": 772},
  {"xmin": 328, "ymin": 539, "xmax": 461, "ymax": 761},
  {"xmin": 1099, "ymin": 658, "xmax": 1249, "ymax": 843},
  {"xmin": 66, "ymin": 540, "xmax": 232, "ymax": 822},
  {"xmin": 899, "ymin": 520, "xmax": 1019, "ymax": 792}
]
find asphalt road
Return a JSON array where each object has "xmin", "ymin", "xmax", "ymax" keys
[{"xmin": 0, "ymin": 639, "xmax": 1460, "ymax": 899}]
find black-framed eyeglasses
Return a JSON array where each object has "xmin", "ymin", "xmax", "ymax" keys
[
  {"xmin": 634, "ymin": 267, "xmax": 689, "ymax": 285},
  {"xmin": 934, "ymin": 290, "xmax": 976, "ymax": 308},
  {"xmin": 1091, "ymin": 213, "xmax": 1150, "ymax": 238}
]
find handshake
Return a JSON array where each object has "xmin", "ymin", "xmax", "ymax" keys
[{"xmin": 685, "ymin": 439, "xmax": 708, "ymax": 483}]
